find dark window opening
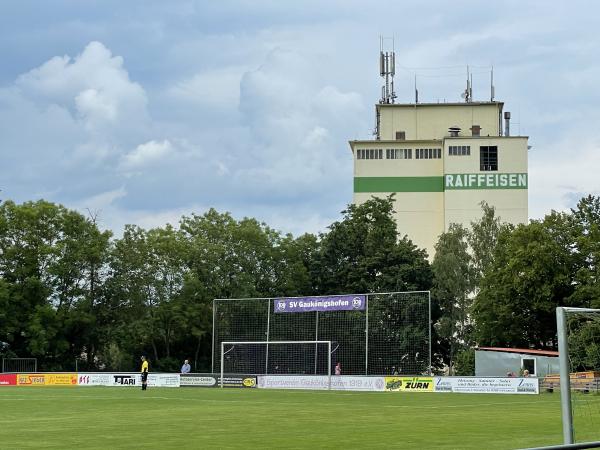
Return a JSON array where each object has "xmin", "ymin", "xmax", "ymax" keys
[{"xmin": 480, "ymin": 146, "xmax": 498, "ymax": 171}]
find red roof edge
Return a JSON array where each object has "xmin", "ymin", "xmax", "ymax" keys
[{"xmin": 476, "ymin": 347, "xmax": 559, "ymax": 357}]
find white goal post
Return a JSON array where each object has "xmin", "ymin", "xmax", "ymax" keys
[
  {"xmin": 220, "ymin": 340, "xmax": 333, "ymax": 389},
  {"xmin": 556, "ymin": 306, "xmax": 600, "ymax": 445}
]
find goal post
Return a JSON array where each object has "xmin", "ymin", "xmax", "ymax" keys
[
  {"xmin": 220, "ymin": 340, "xmax": 332, "ymax": 389},
  {"xmin": 556, "ymin": 306, "xmax": 600, "ymax": 445}
]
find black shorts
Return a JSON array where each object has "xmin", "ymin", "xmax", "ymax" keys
[{"xmin": 141, "ymin": 372, "xmax": 148, "ymax": 382}]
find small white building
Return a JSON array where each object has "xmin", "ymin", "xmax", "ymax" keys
[{"xmin": 475, "ymin": 347, "xmax": 559, "ymax": 378}]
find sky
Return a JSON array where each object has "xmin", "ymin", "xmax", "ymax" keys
[{"xmin": 0, "ymin": 0, "xmax": 599, "ymax": 237}]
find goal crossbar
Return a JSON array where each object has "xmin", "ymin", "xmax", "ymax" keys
[{"xmin": 220, "ymin": 340, "xmax": 332, "ymax": 389}]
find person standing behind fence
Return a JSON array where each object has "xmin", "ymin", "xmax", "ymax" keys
[
  {"xmin": 140, "ymin": 356, "xmax": 149, "ymax": 391},
  {"xmin": 335, "ymin": 362, "xmax": 342, "ymax": 375},
  {"xmin": 181, "ymin": 359, "xmax": 191, "ymax": 374}
]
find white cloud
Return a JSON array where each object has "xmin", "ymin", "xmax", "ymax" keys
[
  {"xmin": 167, "ymin": 67, "xmax": 244, "ymax": 108},
  {"xmin": 529, "ymin": 136, "xmax": 600, "ymax": 218},
  {"xmin": 120, "ymin": 139, "xmax": 174, "ymax": 170},
  {"xmin": 16, "ymin": 41, "xmax": 148, "ymax": 134}
]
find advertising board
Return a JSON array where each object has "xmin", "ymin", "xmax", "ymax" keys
[
  {"xmin": 220, "ymin": 376, "xmax": 257, "ymax": 388},
  {"xmin": 181, "ymin": 374, "xmax": 256, "ymax": 388},
  {"xmin": 77, "ymin": 373, "xmax": 180, "ymax": 387},
  {"xmin": 258, "ymin": 375, "xmax": 385, "ymax": 391},
  {"xmin": 78, "ymin": 373, "xmax": 113, "ymax": 386},
  {"xmin": 45, "ymin": 373, "xmax": 78, "ymax": 386},
  {"xmin": 180, "ymin": 374, "xmax": 218, "ymax": 387},
  {"xmin": 0, "ymin": 374, "xmax": 17, "ymax": 386},
  {"xmin": 17, "ymin": 373, "xmax": 77, "ymax": 386},
  {"xmin": 433, "ymin": 377, "xmax": 539, "ymax": 394},
  {"xmin": 384, "ymin": 377, "xmax": 434, "ymax": 392}
]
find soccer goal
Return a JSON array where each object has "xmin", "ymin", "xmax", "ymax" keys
[
  {"xmin": 556, "ymin": 307, "xmax": 600, "ymax": 445},
  {"xmin": 220, "ymin": 340, "xmax": 332, "ymax": 388},
  {"xmin": 213, "ymin": 292, "xmax": 431, "ymax": 376}
]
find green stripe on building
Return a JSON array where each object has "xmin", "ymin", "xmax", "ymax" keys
[
  {"xmin": 354, "ymin": 173, "xmax": 528, "ymax": 193},
  {"xmin": 354, "ymin": 176, "xmax": 444, "ymax": 193}
]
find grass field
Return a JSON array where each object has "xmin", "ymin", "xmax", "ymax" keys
[{"xmin": 0, "ymin": 387, "xmax": 599, "ymax": 449}]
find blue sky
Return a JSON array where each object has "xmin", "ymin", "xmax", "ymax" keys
[{"xmin": 1, "ymin": 1, "xmax": 598, "ymax": 237}]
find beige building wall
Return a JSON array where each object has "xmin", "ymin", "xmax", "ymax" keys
[
  {"xmin": 378, "ymin": 102, "xmax": 502, "ymax": 141},
  {"xmin": 351, "ymin": 140, "xmax": 445, "ymax": 258},
  {"xmin": 443, "ymin": 137, "xmax": 528, "ymax": 229}
]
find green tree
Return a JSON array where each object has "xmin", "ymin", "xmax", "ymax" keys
[
  {"xmin": 568, "ymin": 195, "xmax": 600, "ymax": 308},
  {"xmin": 315, "ymin": 196, "xmax": 431, "ymax": 294},
  {"xmin": 432, "ymin": 223, "xmax": 474, "ymax": 373},
  {"xmin": 468, "ymin": 202, "xmax": 512, "ymax": 287},
  {"xmin": 472, "ymin": 212, "xmax": 577, "ymax": 348},
  {"xmin": 0, "ymin": 200, "xmax": 111, "ymax": 370}
]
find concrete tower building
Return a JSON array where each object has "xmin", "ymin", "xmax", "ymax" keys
[{"xmin": 350, "ymin": 48, "xmax": 528, "ymax": 257}]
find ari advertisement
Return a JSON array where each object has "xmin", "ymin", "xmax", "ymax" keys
[
  {"xmin": 78, "ymin": 373, "xmax": 180, "ymax": 387},
  {"xmin": 385, "ymin": 377, "xmax": 434, "ymax": 392},
  {"xmin": 433, "ymin": 377, "xmax": 539, "ymax": 394},
  {"xmin": 0, "ymin": 374, "xmax": 17, "ymax": 386},
  {"xmin": 258, "ymin": 375, "xmax": 385, "ymax": 391},
  {"xmin": 274, "ymin": 295, "xmax": 366, "ymax": 313}
]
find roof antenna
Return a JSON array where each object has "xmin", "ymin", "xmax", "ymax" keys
[
  {"xmin": 490, "ymin": 66, "xmax": 495, "ymax": 101},
  {"xmin": 379, "ymin": 36, "xmax": 397, "ymax": 104},
  {"xmin": 414, "ymin": 74, "xmax": 418, "ymax": 103},
  {"xmin": 461, "ymin": 65, "xmax": 472, "ymax": 102}
]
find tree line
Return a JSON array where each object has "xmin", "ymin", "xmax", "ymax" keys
[{"xmin": 0, "ymin": 195, "xmax": 598, "ymax": 373}]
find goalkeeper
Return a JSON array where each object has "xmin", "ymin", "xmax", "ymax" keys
[{"xmin": 140, "ymin": 356, "xmax": 149, "ymax": 391}]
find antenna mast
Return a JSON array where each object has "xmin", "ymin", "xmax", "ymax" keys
[
  {"xmin": 379, "ymin": 36, "xmax": 397, "ymax": 104},
  {"xmin": 462, "ymin": 65, "xmax": 472, "ymax": 103},
  {"xmin": 490, "ymin": 66, "xmax": 495, "ymax": 101}
]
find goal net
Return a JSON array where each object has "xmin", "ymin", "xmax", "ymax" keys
[
  {"xmin": 556, "ymin": 307, "xmax": 600, "ymax": 445},
  {"xmin": 213, "ymin": 291, "xmax": 431, "ymax": 376},
  {"xmin": 220, "ymin": 340, "xmax": 332, "ymax": 388}
]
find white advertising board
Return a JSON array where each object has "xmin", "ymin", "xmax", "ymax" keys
[
  {"xmin": 77, "ymin": 373, "xmax": 113, "ymax": 386},
  {"xmin": 180, "ymin": 375, "xmax": 218, "ymax": 387},
  {"xmin": 433, "ymin": 377, "xmax": 539, "ymax": 394},
  {"xmin": 77, "ymin": 373, "xmax": 180, "ymax": 388},
  {"xmin": 258, "ymin": 375, "xmax": 385, "ymax": 391}
]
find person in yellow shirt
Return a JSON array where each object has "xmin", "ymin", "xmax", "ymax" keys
[{"xmin": 140, "ymin": 356, "xmax": 149, "ymax": 391}]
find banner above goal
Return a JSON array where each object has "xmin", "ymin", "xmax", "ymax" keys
[{"xmin": 274, "ymin": 295, "xmax": 366, "ymax": 313}]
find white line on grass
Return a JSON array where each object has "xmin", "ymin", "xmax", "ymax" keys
[{"xmin": 0, "ymin": 394, "xmax": 559, "ymax": 411}]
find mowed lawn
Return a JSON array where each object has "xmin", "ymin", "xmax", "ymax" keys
[{"xmin": 0, "ymin": 387, "xmax": 598, "ymax": 449}]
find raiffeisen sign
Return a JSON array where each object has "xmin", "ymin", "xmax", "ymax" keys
[{"xmin": 445, "ymin": 173, "xmax": 527, "ymax": 190}]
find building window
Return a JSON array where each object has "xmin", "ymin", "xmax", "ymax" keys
[
  {"xmin": 415, "ymin": 148, "xmax": 442, "ymax": 159},
  {"xmin": 356, "ymin": 149, "xmax": 384, "ymax": 160},
  {"xmin": 480, "ymin": 146, "xmax": 498, "ymax": 171},
  {"xmin": 449, "ymin": 145, "xmax": 471, "ymax": 156},
  {"xmin": 386, "ymin": 148, "xmax": 412, "ymax": 159}
]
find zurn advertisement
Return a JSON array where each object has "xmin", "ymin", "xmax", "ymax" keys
[
  {"xmin": 384, "ymin": 377, "xmax": 434, "ymax": 392},
  {"xmin": 433, "ymin": 377, "xmax": 539, "ymax": 394}
]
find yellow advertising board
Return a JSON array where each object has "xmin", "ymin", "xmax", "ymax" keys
[
  {"xmin": 384, "ymin": 376, "xmax": 434, "ymax": 392},
  {"xmin": 17, "ymin": 373, "xmax": 78, "ymax": 386}
]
